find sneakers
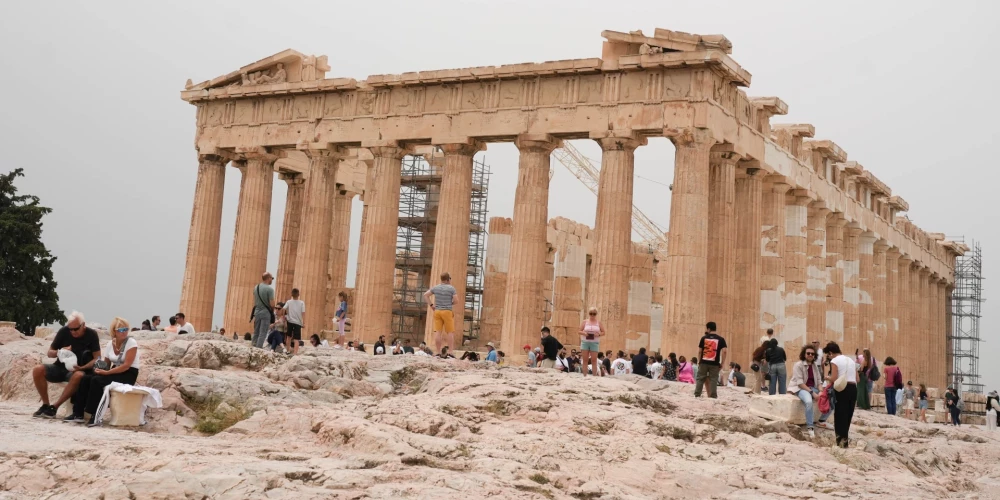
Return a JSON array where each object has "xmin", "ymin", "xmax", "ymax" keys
[
  {"xmin": 807, "ymin": 428, "xmax": 816, "ymax": 439},
  {"xmin": 33, "ymin": 404, "xmax": 56, "ymax": 419},
  {"xmin": 62, "ymin": 414, "xmax": 84, "ymax": 423},
  {"xmin": 86, "ymin": 417, "xmax": 100, "ymax": 428}
]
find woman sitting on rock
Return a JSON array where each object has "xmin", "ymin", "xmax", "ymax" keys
[
  {"xmin": 67, "ymin": 317, "xmax": 141, "ymax": 426},
  {"xmin": 677, "ymin": 355, "xmax": 694, "ymax": 384},
  {"xmin": 663, "ymin": 352, "xmax": 678, "ymax": 381}
]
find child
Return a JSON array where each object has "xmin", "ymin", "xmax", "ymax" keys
[
  {"xmin": 283, "ymin": 289, "xmax": 305, "ymax": 355},
  {"xmin": 267, "ymin": 302, "xmax": 287, "ymax": 352},
  {"xmin": 334, "ymin": 291, "xmax": 348, "ymax": 346}
]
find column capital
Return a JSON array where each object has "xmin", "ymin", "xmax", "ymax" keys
[
  {"xmin": 362, "ymin": 140, "xmax": 413, "ymax": 160},
  {"xmin": 662, "ymin": 127, "xmax": 715, "ymax": 149},
  {"xmin": 898, "ymin": 254, "xmax": 913, "ymax": 265},
  {"xmin": 279, "ymin": 172, "xmax": 305, "ymax": 185},
  {"xmin": 886, "ymin": 246, "xmax": 901, "ymax": 259},
  {"xmin": 809, "ymin": 201, "xmax": 831, "ymax": 217},
  {"xmin": 859, "ymin": 231, "xmax": 878, "ymax": 244},
  {"xmin": 234, "ymin": 146, "xmax": 279, "ymax": 162},
  {"xmin": 873, "ymin": 240, "xmax": 890, "ymax": 253},
  {"xmin": 735, "ymin": 161, "xmax": 762, "ymax": 178},
  {"xmin": 826, "ymin": 212, "xmax": 848, "ymax": 228},
  {"xmin": 197, "ymin": 153, "xmax": 228, "ymax": 165},
  {"xmin": 591, "ymin": 129, "xmax": 646, "ymax": 151},
  {"xmin": 844, "ymin": 225, "xmax": 863, "ymax": 237},
  {"xmin": 709, "ymin": 146, "xmax": 742, "ymax": 166},
  {"xmin": 297, "ymin": 142, "xmax": 348, "ymax": 159},
  {"xmin": 515, "ymin": 134, "xmax": 561, "ymax": 153},
  {"xmin": 918, "ymin": 266, "xmax": 931, "ymax": 277},
  {"xmin": 763, "ymin": 174, "xmax": 791, "ymax": 194},
  {"xmin": 435, "ymin": 138, "xmax": 486, "ymax": 156}
]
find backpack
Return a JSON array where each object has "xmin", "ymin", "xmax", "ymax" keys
[
  {"xmin": 893, "ymin": 368, "xmax": 903, "ymax": 389},
  {"xmin": 957, "ymin": 398, "xmax": 965, "ymax": 411},
  {"xmin": 869, "ymin": 360, "xmax": 880, "ymax": 381}
]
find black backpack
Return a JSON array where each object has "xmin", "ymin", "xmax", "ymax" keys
[{"xmin": 869, "ymin": 360, "xmax": 881, "ymax": 381}]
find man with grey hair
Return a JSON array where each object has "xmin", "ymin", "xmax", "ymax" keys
[
  {"xmin": 252, "ymin": 272, "xmax": 275, "ymax": 349},
  {"xmin": 30, "ymin": 311, "xmax": 100, "ymax": 418}
]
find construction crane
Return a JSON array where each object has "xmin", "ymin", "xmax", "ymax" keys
[{"xmin": 552, "ymin": 141, "xmax": 669, "ymax": 258}]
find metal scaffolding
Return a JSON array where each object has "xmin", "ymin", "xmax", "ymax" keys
[
  {"xmin": 948, "ymin": 238, "xmax": 985, "ymax": 393},
  {"xmin": 392, "ymin": 153, "xmax": 490, "ymax": 345}
]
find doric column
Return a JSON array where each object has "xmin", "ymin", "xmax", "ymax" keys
[
  {"xmin": 825, "ymin": 214, "xmax": 847, "ymax": 343},
  {"xmin": 425, "ymin": 139, "xmax": 484, "ymax": 345},
  {"xmin": 927, "ymin": 275, "xmax": 940, "ymax": 389},
  {"xmin": 707, "ymin": 147, "xmax": 739, "ymax": 341},
  {"xmin": 591, "ymin": 131, "xmax": 644, "ymax": 352},
  {"xmin": 885, "ymin": 248, "xmax": 900, "ymax": 352},
  {"xmin": 841, "ymin": 225, "xmax": 862, "ymax": 351},
  {"xmin": 872, "ymin": 241, "xmax": 889, "ymax": 356},
  {"xmin": 896, "ymin": 256, "xmax": 913, "ymax": 372},
  {"xmin": 918, "ymin": 267, "xmax": 931, "ymax": 384},
  {"xmin": 500, "ymin": 135, "xmax": 558, "ymax": 356},
  {"xmin": 783, "ymin": 191, "xmax": 812, "ymax": 353},
  {"xmin": 857, "ymin": 231, "xmax": 876, "ymax": 349},
  {"xmin": 945, "ymin": 284, "xmax": 954, "ymax": 388},
  {"xmin": 275, "ymin": 173, "xmax": 305, "ymax": 302},
  {"xmin": 627, "ymin": 245, "xmax": 655, "ymax": 352},
  {"xmin": 733, "ymin": 164, "xmax": 763, "ymax": 365},
  {"xmin": 759, "ymin": 176, "xmax": 791, "ymax": 342},
  {"xmin": 354, "ymin": 142, "xmax": 409, "ymax": 343},
  {"xmin": 480, "ymin": 217, "xmax": 512, "ymax": 347},
  {"xmin": 325, "ymin": 190, "xmax": 354, "ymax": 326},
  {"xmin": 293, "ymin": 143, "xmax": 344, "ymax": 334},
  {"xmin": 179, "ymin": 154, "xmax": 227, "ymax": 332},
  {"xmin": 908, "ymin": 263, "xmax": 922, "ymax": 382},
  {"xmin": 223, "ymin": 152, "xmax": 276, "ymax": 332},
  {"xmin": 936, "ymin": 279, "xmax": 949, "ymax": 390},
  {"xmin": 805, "ymin": 204, "xmax": 829, "ymax": 345}
]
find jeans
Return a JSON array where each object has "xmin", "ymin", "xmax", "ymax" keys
[
  {"xmin": 884, "ymin": 387, "xmax": 898, "ymax": 415},
  {"xmin": 251, "ymin": 310, "xmax": 271, "ymax": 348},
  {"xmin": 834, "ymin": 383, "xmax": 858, "ymax": 447},
  {"xmin": 694, "ymin": 364, "xmax": 721, "ymax": 398},
  {"xmin": 950, "ymin": 405, "xmax": 961, "ymax": 425},
  {"xmin": 768, "ymin": 362, "xmax": 787, "ymax": 395},
  {"xmin": 795, "ymin": 389, "xmax": 817, "ymax": 427}
]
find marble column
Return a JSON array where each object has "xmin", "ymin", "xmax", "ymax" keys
[
  {"xmin": 480, "ymin": 217, "xmax": 513, "ymax": 347},
  {"xmin": 706, "ymin": 148, "xmax": 739, "ymax": 340},
  {"xmin": 918, "ymin": 268, "xmax": 931, "ymax": 385},
  {"xmin": 896, "ymin": 256, "xmax": 913, "ymax": 373},
  {"xmin": 783, "ymin": 192, "xmax": 812, "ymax": 353},
  {"xmin": 179, "ymin": 155, "xmax": 227, "ymax": 332},
  {"xmin": 927, "ymin": 276, "xmax": 940, "ymax": 390},
  {"xmin": 824, "ymin": 214, "xmax": 847, "ymax": 343},
  {"xmin": 908, "ymin": 263, "xmax": 922, "ymax": 382},
  {"xmin": 733, "ymin": 165, "xmax": 763, "ymax": 365},
  {"xmin": 500, "ymin": 135, "xmax": 558, "ymax": 356},
  {"xmin": 759, "ymin": 177, "xmax": 791, "ymax": 342},
  {"xmin": 841, "ymin": 225, "xmax": 862, "ymax": 351},
  {"xmin": 591, "ymin": 131, "xmax": 643, "ymax": 353},
  {"xmin": 662, "ymin": 129, "xmax": 714, "ymax": 354},
  {"xmin": 275, "ymin": 173, "xmax": 305, "ymax": 302},
  {"xmin": 223, "ymin": 152, "xmax": 276, "ymax": 332},
  {"xmin": 325, "ymin": 190, "xmax": 354, "ymax": 326},
  {"xmin": 857, "ymin": 231, "xmax": 876, "ymax": 349},
  {"xmin": 805, "ymin": 204, "xmax": 829, "ymax": 345},
  {"xmin": 936, "ymin": 280, "xmax": 949, "ymax": 391},
  {"xmin": 872, "ymin": 241, "xmax": 888, "ymax": 356},
  {"xmin": 354, "ymin": 143, "xmax": 408, "ymax": 343},
  {"xmin": 945, "ymin": 284, "xmax": 954, "ymax": 389},
  {"xmin": 425, "ymin": 140, "xmax": 484, "ymax": 345},
  {"xmin": 293, "ymin": 144, "xmax": 343, "ymax": 334},
  {"xmin": 884, "ymin": 248, "xmax": 900, "ymax": 355}
]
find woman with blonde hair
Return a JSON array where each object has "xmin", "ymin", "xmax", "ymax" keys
[
  {"xmin": 577, "ymin": 307, "xmax": 604, "ymax": 377},
  {"xmin": 66, "ymin": 317, "xmax": 142, "ymax": 426}
]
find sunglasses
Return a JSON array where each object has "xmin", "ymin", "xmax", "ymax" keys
[
  {"xmin": 69, "ymin": 324, "xmax": 84, "ymax": 331},
  {"xmin": 115, "ymin": 327, "xmax": 129, "ymax": 333},
  {"xmin": 805, "ymin": 352, "xmax": 816, "ymax": 356},
  {"xmin": 589, "ymin": 313, "xmax": 597, "ymax": 316}
]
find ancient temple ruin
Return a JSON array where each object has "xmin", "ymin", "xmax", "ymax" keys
[{"xmin": 178, "ymin": 29, "xmax": 964, "ymax": 390}]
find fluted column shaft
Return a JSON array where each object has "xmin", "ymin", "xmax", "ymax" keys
[
  {"xmin": 918, "ymin": 268, "xmax": 930, "ymax": 385},
  {"xmin": 927, "ymin": 277, "xmax": 939, "ymax": 389},
  {"xmin": 663, "ymin": 129, "xmax": 714, "ymax": 353},
  {"xmin": 354, "ymin": 144, "xmax": 408, "ymax": 343},
  {"xmin": 908, "ymin": 264, "xmax": 921, "ymax": 382},
  {"xmin": 500, "ymin": 136, "xmax": 558, "ymax": 355},
  {"xmin": 223, "ymin": 154, "xmax": 275, "ymax": 332},
  {"xmin": 842, "ymin": 226, "xmax": 861, "ymax": 351},
  {"xmin": 825, "ymin": 215, "xmax": 847, "ymax": 343},
  {"xmin": 325, "ymin": 191, "xmax": 354, "ymax": 324},
  {"xmin": 885, "ymin": 249, "xmax": 900, "ymax": 355},
  {"xmin": 733, "ymin": 166, "xmax": 763, "ymax": 364},
  {"xmin": 425, "ymin": 140, "xmax": 483, "ymax": 345},
  {"xmin": 759, "ymin": 178, "xmax": 790, "ymax": 342},
  {"xmin": 896, "ymin": 257, "xmax": 913, "ymax": 373},
  {"xmin": 872, "ymin": 242, "xmax": 888, "ymax": 357},
  {"xmin": 857, "ymin": 232, "xmax": 876, "ymax": 350},
  {"xmin": 805, "ymin": 206, "xmax": 829, "ymax": 345},
  {"xmin": 592, "ymin": 132, "xmax": 643, "ymax": 352},
  {"xmin": 179, "ymin": 155, "xmax": 227, "ymax": 332},
  {"xmin": 293, "ymin": 145, "xmax": 343, "ymax": 333},
  {"xmin": 783, "ymin": 194, "xmax": 811, "ymax": 353},
  {"xmin": 936, "ymin": 281, "xmax": 948, "ymax": 390},
  {"xmin": 706, "ymin": 149, "xmax": 739, "ymax": 340},
  {"xmin": 275, "ymin": 174, "xmax": 305, "ymax": 302}
]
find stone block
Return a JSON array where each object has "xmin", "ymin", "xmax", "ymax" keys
[
  {"xmin": 748, "ymin": 394, "xmax": 817, "ymax": 426},
  {"xmin": 926, "ymin": 387, "xmax": 939, "ymax": 399},
  {"xmin": 555, "ymin": 295, "xmax": 583, "ymax": 311},
  {"xmin": 555, "ymin": 276, "xmax": 583, "ymax": 297},
  {"xmin": 552, "ymin": 310, "xmax": 582, "ymax": 328},
  {"xmin": 108, "ymin": 389, "xmax": 150, "ymax": 427}
]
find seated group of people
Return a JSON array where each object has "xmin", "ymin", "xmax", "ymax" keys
[{"xmin": 31, "ymin": 312, "xmax": 141, "ymax": 426}]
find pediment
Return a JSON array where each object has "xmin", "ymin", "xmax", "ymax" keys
[{"xmin": 185, "ymin": 49, "xmax": 330, "ymax": 91}]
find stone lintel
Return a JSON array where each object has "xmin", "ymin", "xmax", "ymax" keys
[
  {"xmin": 806, "ymin": 140, "xmax": 847, "ymax": 163},
  {"xmin": 601, "ymin": 28, "xmax": 732, "ymax": 54},
  {"xmin": 773, "ymin": 124, "xmax": 815, "ymax": 138},
  {"xmin": 789, "ymin": 188, "xmax": 816, "ymax": 201},
  {"xmin": 750, "ymin": 97, "xmax": 789, "ymax": 116},
  {"xmin": 927, "ymin": 232, "xmax": 945, "ymax": 241},
  {"xmin": 839, "ymin": 161, "xmax": 865, "ymax": 177},
  {"xmin": 939, "ymin": 240, "xmax": 968, "ymax": 256},
  {"xmin": 888, "ymin": 195, "xmax": 909, "ymax": 212}
]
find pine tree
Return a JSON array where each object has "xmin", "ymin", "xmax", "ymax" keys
[{"xmin": 0, "ymin": 168, "xmax": 65, "ymax": 335}]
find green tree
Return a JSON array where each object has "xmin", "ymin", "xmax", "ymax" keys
[{"xmin": 0, "ymin": 168, "xmax": 65, "ymax": 334}]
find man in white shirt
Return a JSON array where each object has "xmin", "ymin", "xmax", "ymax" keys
[
  {"xmin": 610, "ymin": 350, "xmax": 631, "ymax": 375},
  {"xmin": 175, "ymin": 312, "xmax": 195, "ymax": 335},
  {"xmin": 283, "ymin": 288, "xmax": 305, "ymax": 355}
]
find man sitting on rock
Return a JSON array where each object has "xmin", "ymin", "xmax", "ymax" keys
[{"xmin": 31, "ymin": 311, "xmax": 101, "ymax": 418}]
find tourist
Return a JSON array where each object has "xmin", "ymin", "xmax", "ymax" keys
[
  {"xmin": 789, "ymin": 345, "xmax": 827, "ymax": 438},
  {"xmin": 556, "ymin": 349, "xmax": 571, "ymax": 372},
  {"xmin": 610, "ymin": 350, "xmax": 631, "ymax": 375},
  {"xmin": 677, "ymin": 356, "xmax": 694, "ymax": 384},
  {"xmin": 945, "ymin": 387, "xmax": 961, "ymax": 426},
  {"xmin": 602, "ymin": 350, "xmax": 612, "ymax": 376},
  {"xmin": 422, "ymin": 346, "xmax": 434, "ymax": 356},
  {"xmin": 825, "ymin": 342, "xmax": 857, "ymax": 448},
  {"xmin": 403, "ymin": 339, "xmax": 414, "ymax": 354},
  {"xmin": 664, "ymin": 353, "xmax": 678, "ymax": 381},
  {"xmin": 30, "ymin": 311, "xmax": 101, "ymax": 419},
  {"xmin": 356, "ymin": 342, "xmax": 367, "ymax": 353},
  {"xmin": 485, "ymin": 342, "xmax": 498, "ymax": 363},
  {"xmin": 907, "ymin": 382, "xmax": 920, "ymax": 421},
  {"xmin": 524, "ymin": 344, "xmax": 536, "ymax": 368},
  {"xmin": 632, "ymin": 347, "xmax": 649, "ymax": 377},
  {"xmin": 163, "ymin": 316, "xmax": 179, "ymax": 334},
  {"xmin": 647, "ymin": 355, "xmax": 656, "ymax": 379},
  {"xmin": 267, "ymin": 302, "xmax": 287, "ymax": 352},
  {"xmin": 725, "ymin": 362, "xmax": 736, "ymax": 387},
  {"xmin": 334, "ymin": 291, "xmax": 348, "ymax": 347},
  {"xmin": 760, "ymin": 328, "xmax": 775, "ymax": 347},
  {"xmin": 690, "ymin": 357, "xmax": 699, "ymax": 381},
  {"xmin": 141, "ymin": 316, "xmax": 159, "ymax": 331},
  {"xmin": 219, "ymin": 327, "xmax": 226, "ymax": 337},
  {"xmin": 423, "ymin": 272, "xmax": 458, "ymax": 354},
  {"xmin": 650, "ymin": 354, "xmax": 664, "ymax": 380},
  {"xmin": 346, "ymin": 341, "xmax": 355, "ymax": 351},
  {"xmin": 731, "ymin": 364, "xmax": 746, "ymax": 387},
  {"xmin": 694, "ymin": 322, "xmax": 727, "ymax": 399},
  {"xmin": 577, "ymin": 307, "xmax": 604, "ymax": 377},
  {"xmin": 751, "ymin": 340, "xmax": 768, "ymax": 394},
  {"xmin": 811, "ymin": 340, "xmax": 823, "ymax": 363},
  {"xmin": 250, "ymin": 272, "xmax": 275, "ymax": 348},
  {"xmin": 540, "ymin": 327, "xmax": 562, "ymax": 369},
  {"xmin": 460, "ymin": 350, "xmax": 479, "ymax": 362},
  {"xmin": 309, "ymin": 334, "xmax": 328, "ymax": 348},
  {"xmin": 174, "ymin": 312, "xmax": 195, "ymax": 335},
  {"xmin": 497, "ymin": 351, "xmax": 506, "ymax": 366},
  {"xmin": 986, "ymin": 390, "xmax": 999, "ymax": 429},
  {"xmin": 69, "ymin": 317, "xmax": 141, "ymax": 426},
  {"xmin": 882, "ymin": 357, "xmax": 902, "ymax": 415},
  {"xmin": 765, "ymin": 338, "xmax": 787, "ymax": 396},
  {"xmin": 391, "ymin": 339, "xmax": 404, "ymax": 355},
  {"xmin": 374, "ymin": 335, "xmax": 386, "ymax": 355},
  {"xmin": 282, "ymin": 288, "xmax": 305, "ymax": 355},
  {"xmin": 438, "ymin": 346, "xmax": 455, "ymax": 359},
  {"xmin": 856, "ymin": 349, "xmax": 873, "ymax": 410}
]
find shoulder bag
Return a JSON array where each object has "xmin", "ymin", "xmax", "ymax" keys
[{"xmin": 253, "ymin": 285, "xmax": 275, "ymax": 323}]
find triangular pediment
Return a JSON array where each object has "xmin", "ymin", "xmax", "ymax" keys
[{"xmin": 185, "ymin": 49, "xmax": 330, "ymax": 91}]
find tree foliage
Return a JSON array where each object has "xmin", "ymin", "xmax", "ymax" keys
[{"xmin": 0, "ymin": 168, "xmax": 65, "ymax": 334}]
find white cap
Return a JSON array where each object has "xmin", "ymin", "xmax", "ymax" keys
[{"xmin": 486, "ymin": 342, "xmax": 495, "ymax": 348}]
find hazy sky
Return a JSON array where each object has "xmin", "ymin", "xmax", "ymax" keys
[{"xmin": 3, "ymin": 1, "xmax": 997, "ymax": 390}]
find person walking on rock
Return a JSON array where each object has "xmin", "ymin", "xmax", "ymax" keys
[
  {"xmin": 334, "ymin": 291, "xmax": 348, "ymax": 347},
  {"xmin": 945, "ymin": 387, "xmax": 962, "ymax": 426},
  {"xmin": 825, "ymin": 342, "xmax": 857, "ymax": 448},
  {"xmin": 751, "ymin": 340, "xmax": 768, "ymax": 394},
  {"xmin": 283, "ymin": 288, "xmax": 305, "ymax": 355},
  {"xmin": 539, "ymin": 327, "xmax": 562, "ymax": 369},
  {"xmin": 423, "ymin": 272, "xmax": 458, "ymax": 354},
  {"xmin": 694, "ymin": 322, "xmax": 727, "ymax": 399},
  {"xmin": 882, "ymin": 357, "xmax": 902, "ymax": 416},
  {"xmin": 578, "ymin": 307, "xmax": 604, "ymax": 377},
  {"xmin": 765, "ymin": 338, "xmax": 787, "ymax": 395},
  {"xmin": 251, "ymin": 272, "xmax": 275, "ymax": 349}
]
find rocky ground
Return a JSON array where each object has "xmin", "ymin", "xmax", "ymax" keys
[{"xmin": 1, "ymin": 327, "xmax": 999, "ymax": 499}]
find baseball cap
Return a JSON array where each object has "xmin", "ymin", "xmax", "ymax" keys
[{"xmin": 523, "ymin": 344, "xmax": 531, "ymax": 350}]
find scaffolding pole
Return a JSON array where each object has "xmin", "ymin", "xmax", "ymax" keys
[{"xmin": 948, "ymin": 238, "xmax": 985, "ymax": 394}]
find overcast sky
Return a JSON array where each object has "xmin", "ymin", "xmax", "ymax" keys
[{"xmin": 3, "ymin": 1, "xmax": 997, "ymax": 390}]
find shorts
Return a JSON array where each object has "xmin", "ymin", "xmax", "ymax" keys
[
  {"xmin": 44, "ymin": 363, "xmax": 72, "ymax": 383},
  {"xmin": 287, "ymin": 323, "xmax": 302, "ymax": 341},
  {"xmin": 916, "ymin": 400, "xmax": 925, "ymax": 410},
  {"xmin": 540, "ymin": 358, "xmax": 556, "ymax": 369},
  {"xmin": 580, "ymin": 340, "xmax": 600, "ymax": 351},
  {"xmin": 433, "ymin": 309, "xmax": 455, "ymax": 333}
]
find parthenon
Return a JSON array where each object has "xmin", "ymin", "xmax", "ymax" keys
[{"xmin": 178, "ymin": 27, "xmax": 965, "ymax": 390}]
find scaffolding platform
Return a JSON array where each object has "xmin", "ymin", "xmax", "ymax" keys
[
  {"xmin": 948, "ymin": 238, "xmax": 985, "ymax": 394},
  {"xmin": 397, "ymin": 216, "xmax": 484, "ymax": 233}
]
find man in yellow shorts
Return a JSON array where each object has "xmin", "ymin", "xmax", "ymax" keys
[{"xmin": 423, "ymin": 272, "xmax": 458, "ymax": 354}]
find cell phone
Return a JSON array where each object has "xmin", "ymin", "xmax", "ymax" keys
[{"xmin": 586, "ymin": 333, "xmax": 595, "ymax": 340}]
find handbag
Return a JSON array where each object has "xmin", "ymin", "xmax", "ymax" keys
[
  {"xmin": 252, "ymin": 285, "xmax": 276, "ymax": 323},
  {"xmin": 869, "ymin": 360, "xmax": 881, "ymax": 381},
  {"xmin": 750, "ymin": 362, "xmax": 760, "ymax": 373},
  {"xmin": 818, "ymin": 388, "xmax": 831, "ymax": 414}
]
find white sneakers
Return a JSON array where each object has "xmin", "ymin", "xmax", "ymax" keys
[{"xmin": 807, "ymin": 428, "xmax": 816, "ymax": 439}]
